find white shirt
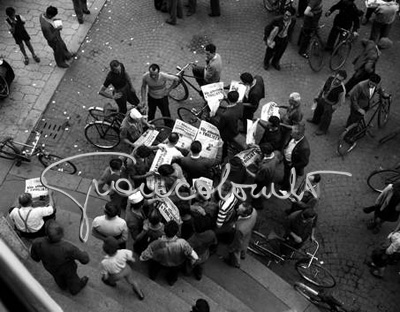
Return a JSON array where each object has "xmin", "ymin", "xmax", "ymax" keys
[
  {"xmin": 101, "ymin": 249, "xmax": 133, "ymax": 275},
  {"xmin": 284, "ymin": 138, "xmax": 302, "ymax": 163},
  {"xmin": 92, "ymin": 215, "xmax": 128, "ymax": 241},
  {"xmin": 158, "ymin": 143, "xmax": 184, "ymax": 161},
  {"xmin": 9, "ymin": 206, "xmax": 54, "ymax": 233}
]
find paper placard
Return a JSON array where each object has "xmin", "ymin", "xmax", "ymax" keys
[
  {"xmin": 25, "ymin": 178, "xmax": 48, "ymax": 198},
  {"xmin": 195, "ymin": 120, "xmax": 221, "ymax": 159},
  {"xmin": 134, "ymin": 129, "xmax": 160, "ymax": 147},
  {"xmin": 201, "ymin": 82, "xmax": 225, "ymax": 117},
  {"xmin": 172, "ymin": 119, "xmax": 198, "ymax": 150},
  {"xmin": 156, "ymin": 197, "xmax": 182, "ymax": 224},
  {"xmin": 54, "ymin": 20, "xmax": 63, "ymax": 28},
  {"xmin": 235, "ymin": 147, "xmax": 262, "ymax": 168},
  {"xmin": 260, "ymin": 101, "xmax": 280, "ymax": 121},
  {"xmin": 229, "ymin": 80, "xmax": 247, "ymax": 103}
]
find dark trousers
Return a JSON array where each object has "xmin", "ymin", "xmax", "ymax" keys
[
  {"xmin": 167, "ymin": 0, "xmax": 183, "ymax": 23},
  {"xmin": 72, "ymin": 0, "xmax": 88, "ymax": 21},
  {"xmin": 370, "ymin": 21, "xmax": 392, "ymax": 42},
  {"xmin": 297, "ymin": 0, "xmax": 308, "ymax": 17},
  {"xmin": 326, "ymin": 24, "xmax": 348, "ymax": 50},
  {"xmin": 242, "ymin": 106, "xmax": 257, "ymax": 132},
  {"xmin": 192, "ymin": 66, "xmax": 206, "ymax": 87},
  {"xmin": 365, "ymin": 7, "xmax": 375, "ymax": 21},
  {"xmin": 264, "ymin": 36, "xmax": 289, "ymax": 67},
  {"xmin": 53, "ymin": 263, "xmax": 84, "ymax": 295},
  {"xmin": 210, "ymin": 0, "xmax": 220, "ymax": 15},
  {"xmin": 147, "ymin": 95, "xmax": 173, "ymax": 127},
  {"xmin": 311, "ymin": 99, "xmax": 334, "ymax": 132},
  {"xmin": 298, "ymin": 14, "xmax": 322, "ymax": 55},
  {"xmin": 346, "ymin": 109, "xmax": 364, "ymax": 127},
  {"xmin": 114, "ymin": 84, "xmax": 139, "ymax": 114},
  {"xmin": 344, "ymin": 70, "xmax": 371, "ymax": 94},
  {"xmin": 148, "ymin": 260, "xmax": 181, "ymax": 285}
]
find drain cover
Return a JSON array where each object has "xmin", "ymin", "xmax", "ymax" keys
[{"xmin": 34, "ymin": 118, "xmax": 69, "ymax": 144}]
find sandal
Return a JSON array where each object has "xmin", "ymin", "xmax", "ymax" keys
[
  {"xmin": 33, "ymin": 55, "xmax": 40, "ymax": 63},
  {"xmin": 24, "ymin": 56, "xmax": 29, "ymax": 65}
]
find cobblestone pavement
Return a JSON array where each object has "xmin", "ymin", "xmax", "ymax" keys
[{"xmin": 1, "ymin": 0, "xmax": 400, "ymax": 311}]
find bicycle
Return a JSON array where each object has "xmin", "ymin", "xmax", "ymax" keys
[
  {"xmin": 294, "ymin": 282, "xmax": 359, "ymax": 312},
  {"xmin": 248, "ymin": 230, "xmax": 336, "ymax": 288},
  {"xmin": 0, "ymin": 132, "xmax": 77, "ymax": 174},
  {"xmin": 263, "ymin": 0, "xmax": 294, "ymax": 14},
  {"xmin": 84, "ymin": 104, "xmax": 174, "ymax": 149},
  {"xmin": 367, "ymin": 162, "xmax": 400, "ymax": 193},
  {"xmin": 329, "ymin": 27, "xmax": 356, "ymax": 71},
  {"xmin": 307, "ymin": 25, "xmax": 325, "ymax": 72},
  {"xmin": 337, "ymin": 88, "xmax": 392, "ymax": 156},
  {"xmin": 169, "ymin": 63, "xmax": 204, "ymax": 102}
]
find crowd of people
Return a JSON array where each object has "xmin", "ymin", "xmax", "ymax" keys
[{"xmin": 4, "ymin": 0, "xmax": 400, "ymax": 308}]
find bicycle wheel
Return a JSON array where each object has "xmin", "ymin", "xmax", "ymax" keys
[
  {"xmin": 329, "ymin": 41, "xmax": 351, "ymax": 71},
  {"xmin": 294, "ymin": 283, "xmax": 324, "ymax": 306},
  {"xmin": 296, "ymin": 259, "xmax": 336, "ymax": 288},
  {"xmin": 337, "ymin": 123, "xmax": 363, "ymax": 156},
  {"xmin": 84, "ymin": 121, "xmax": 120, "ymax": 149},
  {"xmin": 378, "ymin": 96, "xmax": 391, "ymax": 128},
  {"xmin": 149, "ymin": 117, "xmax": 174, "ymax": 145},
  {"xmin": 38, "ymin": 154, "xmax": 77, "ymax": 175},
  {"xmin": 248, "ymin": 231, "xmax": 269, "ymax": 257},
  {"xmin": 308, "ymin": 37, "xmax": 324, "ymax": 72},
  {"xmin": 367, "ymin": 169, "xmax": 400, "ymax": 193},
  {"xmin": 178, "ymin": 107, "xmax": 201, "ymax": 128},
  {"xmin": 0, "ymin": 138, "xmax": 21, "ymax": 160},
  {"xmin": 263, "ymin": 0, "xmax": 278, "ymax": 11},
  {"xmin": 0, "ymin": 75, "xmax": 10, "ymax": 99},
  {"xmin": 169, "ymin": 80, "xmax": 189, "ymax": 102}
]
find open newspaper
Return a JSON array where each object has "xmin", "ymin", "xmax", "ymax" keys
[
  {"xmin": 172, "ymin": 119, "xmax": 198, "ymax": 150},
  {"xmin": 146, "ymin": 148, "xmax": 172, "ymax": 192},
  {"xmin": 156, "ymin": 197, "xmax": 182, "ymax": 224},
  {"xmin": 134, "ymin": 129, "xmax": 160, "ymax": 147},
  {"xmin": 201, "ymin": 82, "xmax": 225, "ymax": 117},
  {"xmin": 229, "ymin": 80, "xmax": 247, "ymax": 103},
  {"xmin": 25, "ymin": 177, "xmax": 49, "ymax": 198},
  {"xmin": 250, "ymin": 101, "xmax": 281, "ymax": 144}
]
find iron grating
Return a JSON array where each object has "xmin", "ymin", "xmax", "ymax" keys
[{"xmin": 34, "ymin": 118, "xmax": 69, "ymax": 144}]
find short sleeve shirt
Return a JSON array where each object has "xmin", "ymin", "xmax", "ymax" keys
[
  {"xmin": 142, "ymin": 72, "xmax": 179, "ymax": 99},
  {"xmin": 101, "ymin": 249, "xmax": 132, "ymax": 274},
  {"xmin": 92, "ymin": 215, "xmax": 128, "ymax": 238}
]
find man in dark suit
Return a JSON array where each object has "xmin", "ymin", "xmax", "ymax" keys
[
  {"xmin": 281, "ymin": 124, "xmax": 310, "ymax": 191},
  {"xmin": 344, "ymin": 39, "xmax": 379, "ymax": 93},
  {"xmin": 263, "ymin": 7, "xmax": 296, "ymax": 70},
  {"xmin": 239, "ymin": 72, "xmax": 265, "ymax": 130},
  {"xmin": 346, "ymin": 73, "xmax": 381, "ymax": 127}
]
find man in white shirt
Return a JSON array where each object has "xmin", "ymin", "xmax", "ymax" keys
[
  {"xmin": 92, "ymin": 202, "xmax": 129, "ymax": 249},
  {"xmin": 9, "ymin": 192, "xmax": 55, "ymax": 238}
]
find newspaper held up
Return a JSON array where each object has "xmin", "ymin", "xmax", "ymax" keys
[
  {"xmin": 156, "ymin": 197, "xmax": 182, "ymax": 224},
  {"xmin": 195, "ymin": 120, "xmax": 221, "ymax": 159},
  {"xmin": 134, "ymin": 129, "xmax": 160, "ymax": 147},
  {"xmin": 201, "ymin": 82, "xmax": 225, "ymax": 117},
  {"xmin": 229, "ymin": 80, "xmax": 247, "ymax": 103},
  {"xmin": 172, "ymin": 119, "xmax": 199, "ymax": 150}
]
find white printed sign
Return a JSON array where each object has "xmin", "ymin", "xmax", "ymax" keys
[
  {"xmin": 25, "ymin": 177, "xmax": 48, "ymax": 198},
  {"xmin": 195, "ymin": 120, "xmax": 221, "ymax": 159},
  {"xmin": 260, "ymin": 101, "xmax": 280, "ymax": 121},
  {"xmin": 201, "ymin": 82, "xmax": 225, "ymax": 117},
  {"xmin": 235, "ymin": 147, "xmax": 262, "ymax": 168},
  {"xmin": 156, "ymin": 197, "xmax": 182, "ymax": 224},
  {"xmin": 134, "ymin": 129, "xmax": 159, "ymax": 147},
  {"xmin": 172, "ymin": 119, "xmax": 198, "ymax": 150},
  {"xmin": 146, "ymin": 149, "xmax": 172, "ymax": 191},
  {"xmin": 229, "ymin": 80, "xmax": 247, "ymax": 103}
]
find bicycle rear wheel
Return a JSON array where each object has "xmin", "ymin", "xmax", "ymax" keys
[
  {"xmin": 149, "ymin": 117, "xmax": 174, "ymax": 145},
  {"xmin": 329, "ymin": 41, "xmax": 351, "ymax": 71},
  {"xmin": 178, "ymin": 107, "xmax": 201, "ymax": 128},
  {"xmin": 378, "ymin": 96, "xmax": 391, "ymax": 128},
  {"xmin": 337, "ymin": 123, "xmax": 363, "ymax": 156},
  {"xmin": 0, "ymin": 75, "xmax": 10, "ymax": 99},
  {"xmin": 308, "ymin": 37, "xmax": 324, "ymax": 72},
  {"xmin": 169, "ymin": 80, "xmax": 189, "ymax": 102},
  {"xmin": 0, "ymin": 138, "xmax": 21, "ymax": 160},
  {"xmin": 39, "ymin": 154, "xmax": 77, "ymax": 174},
  {"xmin": 367, "ymin": 169, "xmax": 400, "ymax": 193},
  {"xmin": 84, "ymin": 121, "xmax": 120, "ymax": 149},
  {"xmin": 296, "ymin": 259, "xmax": 336, "ymax": 288}
]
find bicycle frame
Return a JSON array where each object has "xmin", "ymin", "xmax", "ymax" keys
[
  {"xmin": 176, "ymin": 63, "xmax": 203, "ymax": 95},
  {"xmin": 11, "ymin": 132, "xmax": 42, "ymax": 158},
  {"xmin": 354, "ymin": 91, "xmax": 386, "ymax": 137}
]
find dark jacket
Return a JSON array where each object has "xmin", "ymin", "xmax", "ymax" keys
[
  {"xmin": 264, "ymin": 15, "xmax": 296, "ymax": 43},
  {"xmin": 285, "ymin": 137, "xmax": 310, "ymax": 176},
  {"xmin": 243, "ymin": 75, "xmax": 265, "ymax": 112},
  {"xmin": 328, "ymin": 0, "xmax": 361, "ymax": 31}
]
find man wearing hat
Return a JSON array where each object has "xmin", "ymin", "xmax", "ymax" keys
[
  {"xmin": 120, "ymin": 107, "xmax": 154, "ymax": 151},
  {"xmin": 31, "ymin": 220, "xmax": 90, "ymax": 295},
  {"xmin": 92, "ymin": 202, "xmax": 129, "ymax": 249}
]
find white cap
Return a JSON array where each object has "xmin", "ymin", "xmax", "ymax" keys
[
  {"xmin": 129, "ymin": 108, "xmax": 142, "ymax": 119},
  {"xmin": 128, "ymin": 191, "xmax": 144, "ymax": 204}
]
